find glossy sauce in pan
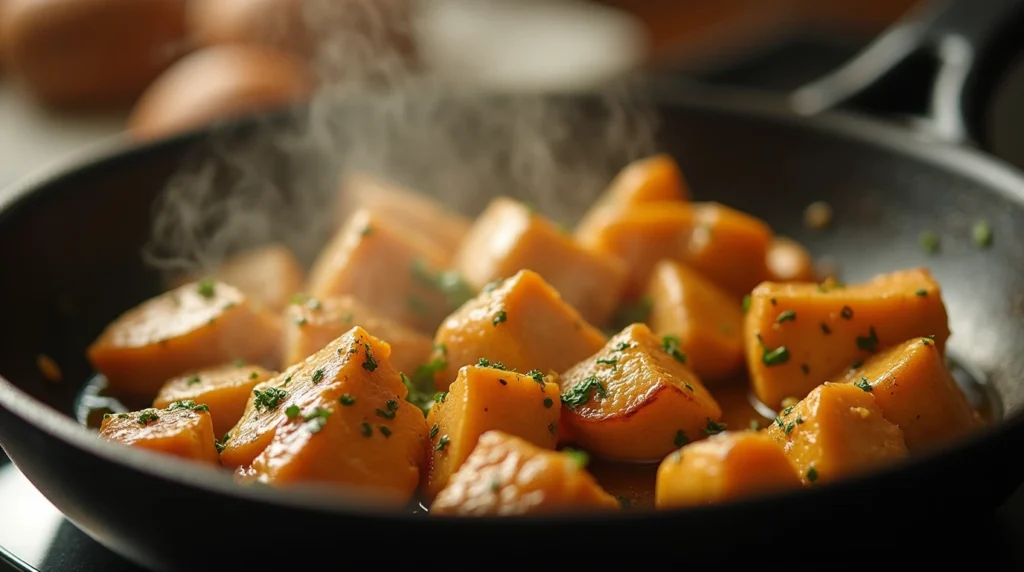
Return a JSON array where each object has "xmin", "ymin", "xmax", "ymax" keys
[{"xmin": 73, "ymin": 352, "xmax": 999, "ymax": 511}]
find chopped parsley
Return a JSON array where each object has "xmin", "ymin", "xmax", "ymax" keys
[
  {"xmin": 973, "ymin": 220, "xmax": 993, "ymax": 248},
  {"xmin": 806, "ymin": 466, "xmax": 818, "ymax": 482},
  {"xmin": 661, "ymin": 334, "xmax": 687, "ymax": 364},
  {"xmin": 436, "ymin": 435, "xmax": 451, "ymax": 451},
  {"xmin": 784, "ymin": 422, "xmax": 796, "ymax": 435},
  {"xmin": 776, "ymin": 310, "xmax": 796, "ymax": 324},
  {"xmin": 196, "ymin": 279, "xmax": 216, "ymax": 299},
  {"xmin": 742, "ymin": 295, "xmax": 751, "ymax": 314},
  {"xmin": 339, "ymin": 394, "xmax": 355, "ymax": 406},
  {"xmin": 492, "ymin": 310, "xmax": 507, "ymax": 326},
  {"xmin": 167, "ymin": 400, "xmax": 209, "ymax": 413},
  {"xmin": 311, "ymin": 369, "xmax": 325, "ymax": 384},
  {"xmin": 854, "ymin": 377, "xmax": 873, "ymax": 392},
  {"xmin": 543, "ymin": 397, "xmax": 554, "ymax": 408},
  {"xmin": 820, "ymin": 322, "xmax": 832, "ymax": 335},
  {"xmin": 674, "ymin": 430, "xmax": 689, "ymax": 447},
  {"xmin": 856, "ymin": 326, "xmax": 879, "ymax": 352},
  {"xmin": 756, "ymin": 334, "xmax": 789, "ymax": 366},
  {"xmin": 916, "ymin": 289, "xmax": 928, "ymax": 297},
  {"xmin": 703, "ymin": 419, "xmax": 727, "ymax": 435},
  {"xmin": 186, "ymin": 375, "xmax": 202, "ymax": 385},
  {"xmin": 850, "ymin": 360, "xmax": 864, "ymax": 369},
  {"xmin": 252, "ymin": 387, "xmax": 287, "ymax": 411},
  {"xmin": 919, "ymin": 231, "xmax": 940, "ymax": 254},
  {"xmin": 361, "ymin": 422, "xmax": 372, "ymax": 437},
  {"xmin": 840, "ymin": 305, "xmax": 854, "ymax": 319},
  {"xmin": 285, "ymin": 404, "xmax": 300, "ymax": 418},
  {"xmin": 561, "ymin": 376, "xmax": 607, "ymax": 409},
  {"xmin": 526, "ymin": 370, "xmax": 546, "ymax": 387},
  {"xmin": 613, "ymin": 341, "xmax": 634, "ymax": 351},
  {"xmin": 596, "ymin": 357, "xmax": 618, "ymax": 370},
  {"xmin": 360, "ymin": 223, "xmax": 372, "ymax": 237},
  {"xmin": 482, "ymin": 279, "xmax": 503, "ymax": 293},
  {"xmin": 434, "ymin": 391, "xmax": 448, "ymax": 404},
  {"xmin": 563, "ymin": 448, "xmax": 589, "ymax": 468},
  {"xmin": 303, "ymin": 408, "xmax": 331, "ymax": 433},
  {"xmin": 379, "ymin": 426, "xmax": 392, "ymax": 438},
  {"xmin": 137, "ymin": 411, "xmax": 160, "ymax": 425},
  {"xmin": 249, "ymin": 371, "xmax": 260, "ymax": 380},
  {"xmin": 749, "ymin": 419, "xmax": 761, "ymax": 431},
  {"xmin": 362, "ymin": 344, "xmax": 378, "ymax": 372},
  {"xmin": 376, "ymin": 399, "xmax": 399, "ymax": 419},
  {"xmin": 430, "ymin": 424, "xmax": 439, "ymax": 439},
  {"xmin": 294, "ymin": 316, "xmax": 308, "ymax": 327},
  {"xmin": 215, "ymin": 432, "xmax": 230, "ymax": 453},
  {"xmin": 801, "ymin": 364, "xmax": 810, "ymax": 375}
]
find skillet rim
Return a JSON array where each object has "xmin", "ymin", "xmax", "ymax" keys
[{"xmin": 1, "ymin": 83, "xmax": 1024, "ymax": 525}]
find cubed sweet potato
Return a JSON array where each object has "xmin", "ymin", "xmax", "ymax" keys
[
  {"xmin": 87, "ymin": 280, "xmax": 282, "ymax": 403},
  {"xmin": 575, "ymin": 154, "xmax": 688, "ymax": 252},
  {"xmin": 744, "ymin": 267, "xmax": 951, "ymax": 409},
  {"xmin": 305, "ymin": 208, "xmax": 457, "ymax": 333},
  {"xmin": 454, "ymin": 197, "xmax": 628, "ymax": 326},
  {"xmin": 836, "ymin": 337, "xmax": 982, "ymax": 451},
  {"xmin": 558, "ymin": 323, "xmax": 723, "ymax": 462},
  {"xmin": 153, "ymin": 363, "xmax": 277, "ymax": 437},
  {"xmin": 220, "ymin": 327, "xmax": 418, "ymax": 478},
  {"xmin": 282, "ymin": 294, "xmax": 433, "ymax": 376},
  {"xmin": 171, "ymin": 244, "xmax": 305, "ymax": 312},
  {"xmin": 646, "ymin": 260, "xmax": 744, "ymax": 382},
  {"xmin": 685, "ymin": 202, "xmax": 773, "ymax": 298},
  {"xmin": 423, "ymin": 365, "xmax": 561, "ymax": 499},
  {"xmin": 766, "ymin": 237, "xmax": 816, "ymax": 282},
  {"xmin": 655, "ymin": 431, "xmax": 800, "ymax": 508},
  {"xmin": 431, "ymin": 431, "xmax": 619, "ymax": 515},
  {"xmin": 338, "ymin": 171, "xmax": 471, "ymax": 258},
  {"xmin": 432, "ymin": 269, "xmax": 606, "ymax": 390},
  {"xmin": 765, "ymin": 382, "xmax": 908, "ymax": 485},
  {"xmin": 99, "ymin": 401, "xmax": 220, "ymax": 465}
]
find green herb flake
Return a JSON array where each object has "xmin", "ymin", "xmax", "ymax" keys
[
  {"xmin": 311, "ymin": 369, "xmax": 325, "ymax": 384},
  {"xmin": 916, "ymin": 289, "xmax": 928, "ymax": 297},
  {"xmin": 186, "ymin": 376, "xmax": 202, "ymax": 385},
  {"xmin": 806, "ymin": 466, "xmax": 818, "ymax": 482},
  {"xmin": 339, "ymin": 394, "xmax": 355, "ymax": 406},
  {"xmin": 703, "ymin": 419, "xmax": 727, "ymax": 435},
  {"xmin": 285, "ymin": 404, "xmax": 300, "ymax": 418},
  {"xmin": 919, "ymin": 231, "xmax": 940, "ymax": 254},
  {"xmin": 379, "ymin": 426, "xmax": 392, "ymax": 438},
  {"xmin": 756, "ymin": 334, "xmax": 790, "ymax": 367},
  {"xmin": 360, "ymin": 223, "xmax": 372, "ymax": 237},
  {"xmin": 973, "ymin": 220, "xmax": 993, "ymax": 248},
  {"xmin": 856, "ymin": 326, "xmax": 879, "ymax": 352},
  {"xmin": 303, "ymin": 407, "xmax": 331, "ymax": 434},
  {"xmin": 563, "ymin": 448, "xmax": 589, "ymax": 468},
  {"xmin": 294, "ymin": 316, "xmax": 308, "ymax": 327},
  {"xmin": 776, "ymin": 310, "xmax": 797, "ymax": 324},
  {"xmin": 840, "ymin": 305, "xmax": 854, "ymax": 319},
  {"xmin": 492, "ymin": 310, "xmax": 507, "ymax": 327},
  {"xmin": 561, "ymin": 376, "xmax": 607, "ymax": 409},
  {"xmin": 782, "ymin": 405, "xmax": 795, "ymax": 416},
  {"xmin": 850, "ymin": 360, "xmax": 864, "ymax": 369},
  {"xmin": 820, "ymin": 322, "xmax": 832, "ymax": 335},
  {"xmin": 526, "ymin": 370, "xmax": 545, "ymax": 387},
  {"xmin": 167, "ymin": 400, "xmax": 209, "ymax": 413},
  {"xmin": 117, "ymin": 413, "xmax": 129, "ymax": 419},
  {"xmin": 430, "ymin": 424, "xmax": 439, "ymax": 439},
  {"xmin": 482, "ymin": 279, "xmax": 503, "ymax": 293},
  {"xmin": 684, "ymin": 382, "xmax": 694, "ymax": 392},
  {"xmin": 543, "ymin": 397, "xmax": 554, "ymax": 408},
  {"xmin": 596, "ymin": 357, "xmax": 618, "ymax": 370},
  {"xmin": 249, "ymin": 371, "xmax": 259, "ymax": 380},
  {"xmin": 784, "ymin": 422, "xmax": 796, "ymax": 435},
  {"xmin": 252, "ymin": 387, "xmax": 287, "ymax": 411},
  {"xmin": 742, "ymin": 295, "xmax": 751, "ymax": 314},
  {"xmin": 436, "ymin": 435, "xmax": 451, "ymax": 451},
  {"xmin": 434, "ymin": 391, "xmax": 448, "ymax": 404},
  {"xmin": 800, "ymin": 364, "xmax": 810, "ymax": 375},
  {"xmin": 196, "ymin": 279, "xmax": 216, "ymax": 299},
  {"xmin": 749, "ymin": 419, "xmax": 761, "ymax": 431},
  {"xmin": 613, "ymin": 341, "xmax": 634, "ymax": 352},
  {"xmin": 617, "ymin": 496, "xmax": 631, "ymax": 508},
  {"xmin": 674, "ymin": 430, "xmax": 689, "ymax": 447},
  {"xmin": 660, "ymin": 334, "xmax": 687, "ymax": 364},
  {"xmin": 362, "ymin": 344, "xmax": 378, "ymax": 372},
  {"xmin": 137, "ymin": 411, "xmax": 160, "ymax": 425},
  {"xmin": 854, "ymin": 377, "xmax": 873, "ymax": 392},
  {"xmin": 361, "ymin": 422, "xmax": 372, "ymax": 437}
]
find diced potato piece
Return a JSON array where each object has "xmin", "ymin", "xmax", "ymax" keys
[
  {"xmin": 766, "ymin": 237, "xmax": 816, "ymax": 282},
  {"xmin": 575, "ymin": 154, "xmax": 689, "ymax": 253},
  {"xmin": 646, "ymin": 260, "xmax": 744, "ymax": 382},
  {"xmin": 432, "ymin": 269, "xmax": 607, "ymax": 389},
  {"xmin": 305, "ymin": 209, "xmax": 455, "ymax": 333},
  {"xmin": 836, "ymin": 337, "xmax": 981, "ymax": 451},
  {"xmin": 282, "ymin": 294, "xmax": 433, "ymax": 376},
  {"xmin": 580, "ymin": 202, "xmax": 694, "ymax": 298},
  {"xmin": 424, "ymin": 365, "xmax": 561, "ymax": 499},
  {"xmin": 559, "ymin": 323, "xmax": 723, "ymax": 462},
  {"xmin": 744, "ymin": 268, "xmax": 951, "ymax": 409},
  {"xmin": 99, "ymin": 401, "xmax": 220, "ymax": 465},
  {"xmin": 454, "ymin": 197, "xmax": 628, "ymax": 326},
  {"xmin": 220, "ymin": 326, "xmax": 416, "ymax": 474},
  {"xmin": 685, "ymin": 202, "xmax": 772, "ymax": 298},
  {"xmin": 765, "ymin": 383, "xmax": 908, "ymax": 485},
  {"xmin": 87, "ymin": 280, "xmax": 282, "ymax": 403},
  {"xmin": 715, "ymin": 379, "xmax": 773, "ymax": 432},
  {"xmin": 188, "ymin": 244, "xmax": 305, "ymax": 312},
  {"xmin": 431, "ymin": 431, "xmax": 619, "ymax": 515},
  {"xmin": 656, "ymin": 431, "xmax": 800, "ymax": 508},
  {"xmin": 153, "ymin": 363, "xmax": 277, "ymax": 438},
  {"xmin": 339, "ymin": 171, "xmax": 471, "ymax": 258}
]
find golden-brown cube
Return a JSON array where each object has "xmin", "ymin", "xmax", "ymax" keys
[
  {"xmin": 454, "ymin": 197, "xmax": 627, "ymax": 326},
  {"xmin": 559, "ymin": 323, "xmax": 723, "ymax": 462},
  {"xmin": 432, "ymin": 269, "xmax": 607, "ymax": 390},
  {"xmin": 99, "ymin": 402, "xmax": 220, "ymax": 465},
  {"xmin": 423, "ymin": 365, "xmax": 561, "ymax": 499},
  {"xmin": 153, "ymin": 363, "xmax": 277, "ymax": 437},
  {"xmin": 174, "ymin": 244, "xmax": 304, "ymax": 312}
]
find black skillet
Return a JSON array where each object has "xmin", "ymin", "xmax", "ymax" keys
[{"xmin": 3, "ymin": 0, "xmax": 1024, "ymax": 569}]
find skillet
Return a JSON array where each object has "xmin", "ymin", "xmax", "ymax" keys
[{"xmin": 3, "ymin": 0, "xmax": 1024, "ymax": 569}]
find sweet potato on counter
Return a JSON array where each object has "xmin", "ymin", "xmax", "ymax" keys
[
  {"xmin": 305, "ymin": 208, "xmax": 458, "ymax": 333},
  {"xmin": 431, "ymin": 431, "xmax": 619, "ymax": 516},
  {"xmin": 558, "ymin": 323, "xmax": 723, "ymax": 462},
  {"xmin": 646, "ymin": 260, "xmax": 744, "ymax": 382},
  {"xmin": 765, "ymin": 383, "xmax": 907, "ymax": 485},
  {"xmin": 432, "ymin": 269, "xmax": 606, "ymax": 390},
  {"xmin": 575, "ymin": 154, "xmax": 689, "ymax": 246},
  {"xmin": 836, "ymin": 337, "xmax": 981, "ymax": 451},
  {"xmin": 454, "ymin": 197, "xmax": 628, "ymax": 326},
  {"xmin": 685, "ymin": 202, "xmax": 773, "ymax": 298},
  {"xmin": 223, "ymin": 327, "xmax": 428, "ymax": 503},
  {"xmin": 656, "ymin": 431, "xmax": 800, "ymax": 508},
  {"xmin": 423, "ymin": 365, "xmax": 561, "ymax": 499},
  {"xmin": 744, "ymin": 268, "xmax": 951, "ymax": 409},
  {"xmin": 172, "ymin": 244, "xmax": 304, "ymax": 312},
  {"xmin": 87, "ymin": 280, "xmax": 281, "ymax": 403},
  {"xmin": 767, "ymin": 237, "xmax": 816, "ymax": 282},
  {"xmin": 580, "ymin": 202, "xmax": 694, "ymax": 298},
  {"xmin": 339, "ymin": 171, "xmax": 471, "ymax": 259},
  {"xmin": 153, "ymin": 363, "xmax": 277, "ymax": 437},
  {"xmin": 282, "ymin": 294, "xmax": 432, "ymax": 376},
  {"xmin": 99, "ymin": 400, "xmax": 220, "ymax": 465}
]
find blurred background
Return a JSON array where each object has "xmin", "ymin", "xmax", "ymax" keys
[{"xmin": 0, "ymin": 0, "xmax": 925, "ymax": 191}]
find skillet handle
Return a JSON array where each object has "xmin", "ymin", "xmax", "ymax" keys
[{"xmin": 789, "ymin": 0, "xmax": 1024, "ymax": 144}]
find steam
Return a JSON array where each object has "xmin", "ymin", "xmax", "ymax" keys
[{"xmin": 142, "ymin": 0, "xmax": 658, "ymax": 276}]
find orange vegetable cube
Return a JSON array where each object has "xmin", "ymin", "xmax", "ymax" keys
[
  {"xmin": 836, "ymin": 337, "xmax": 982, "ymax": 451},
  {"xmin": 766, "ymin": 237, "xmax": 816, "ymax": 282},
  {"xmin": 153, "ymin": 363, "xmax": 277, "ymax": 437},
  {"xmin": 655, "ymin": 431, "xmax": 800, "ymax": 508},
  {"xmin": 744, "ymin": 267, "xmax": 951, "ymax": 409},
  {"xmin": 282, "ymin": 294, "xmax": 433, "ymax": 376},
  {"xmin": 433, "ymin": 269, "xmax": 606, "ymax": 389},
  {"xmin": 559, "ymin": 323, "xmax": 723, "ymax": 462},
  {"xmin": 87, "ymin": 280, "xmax": 282, "ymax": 403},
  {"xmin": 454, "ymin": 197, "xmax": 628, "ymax": 326},
  {"xmin": 431, "ymin": 431, "xmax": 619, "ymax": 515},
  {"xmin": 685, "ymin": 202, "xmax": 772, "ymax": 298},
  {"xmin": 99, "ymin": 401, "xmax": 220, "ymax": 465},
  {"xmin": 765, "ymin": 383, "xmax": 908, "ymax": 485},
  {"xmin": 424, "ymin": 365, "xmax": 561, "ymax": 499},
  {"xmin": 171, "ymin": 244, "xmax": 304, "ymax": 312},
  {"xmin": 646, "ymin": 260, "xmax": 744, "ymax": 382}
]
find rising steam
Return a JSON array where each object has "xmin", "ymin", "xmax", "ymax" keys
[{"xmin": 142, "ymin": 0, "xmax": 658, "ymax": 276}]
